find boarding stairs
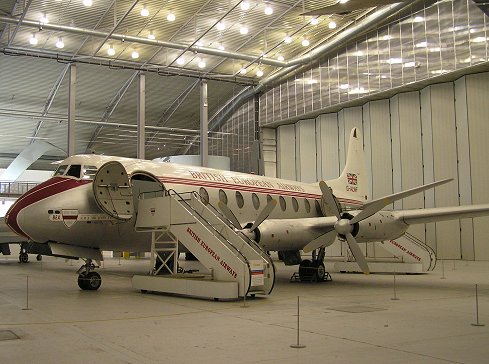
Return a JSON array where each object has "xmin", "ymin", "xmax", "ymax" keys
[{"xmin": 133, "ymin": 190, "xmax": 275, "ymax": 299}]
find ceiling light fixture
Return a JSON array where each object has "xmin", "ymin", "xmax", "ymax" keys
[
  {"xmin": 83, "ymin": 0, "xmax": 92, "ymax": 6},
  {"xmin": 131, "ymin": 50, "xmax": 139, "ymax": 59},
  {"xmin": 241, "ymin": 1, "xmax": 250, "ymax": 11},
  {"xmin": 40, "ymin": 13, "xmax": 48, "ymax": 24},
  {"xmin": 176, "ymin": 57, "xmax": 185, "ymax": 65},
  {"xmin": 218, "ymin": 43, "xmax": 225, "ymax": 50},
  {"xmin": 148, "ymin": 31, "xmax": 155, "ymax": 40},
  {"xmin": 55, "ymin": 37, "xmax": 64, "ymax": 49},
  {"xmin": 284, "ymin": 35, "xmax": 292, "ymax": 43},
  {"xmin": 415, "ymin": 41, "xmax": 427, "ymax": 47},
  {"xmin": 240, "ymin": 25, "xmax": 249, "ymax": 35},
  {"xmin": 216, "ymin": 21, "xmax": 225, "ymax": 31},
  {"xmin": 277, "ymin": 55, "xmax": 284, "ymax": 61},
  {"xmin": 310, "ymin": 17, "xmax": 319, "ymax": 25},
  {"xmin": 167, "ymin": 11, "xmax": 175, "ymax": 21},
  {"xmin": 198, "ymin": 59, "xmax": 206, "ymax": 68},
  {"xmin": 301, "ymin": 38, "xmax": 310, "ymax": 47},
  {"xmin": 340, "ymin": 0, "xmax": 349, "ymax": 4},
  {"xmin": 239, "ymin": 67, "xmax": 247, "ymax": 75},
  {"xmin": 264, "ymin": 4, "xmax": 273, "ymax": 15},
  {"xmin": 29, "ymin": 33, "xmax": 38, "ymax": 45},
  {"xmin": 107, "ymin": 45, "xmax": 116, "ymax": 56},
  {"xmin": 256, "ymin": 69, "xmax": 264, "ymax": 77},
  {"xmin": 140, "ymin": 6, "xmax": 149, "ymax": 17},
  {"xmin": 328, "ymin": 21, "xmax": 336, "ymax": 29},
  {"xmin": 413, "ymin": 16, "xmax": 424, "ymax": 22}
]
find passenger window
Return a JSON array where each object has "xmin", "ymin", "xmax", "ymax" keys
[
  {"xmin": 292, "ymin": 197, "xmax": 299, "ymax": 212},
  {"xmin": 252, "ymin": 193, "xmax": 260, "ymax": 210},
  {"xmin": 199, "ymin": 187, "xmax": 209, "ymax": 205},
  {"xmin": 236, "ymin": 191, "xmax": 244, "ymax": 208},
  {"xmin": 53, "ymin": 165, "xmax": 68, "ymax": 176},
  {"xmin": 304, "ymin": 199, "xmax": 311, "ymax": 213},
  {"xmin": 279, "ymin": 196, "xmax": 286, "ymax": 211},
  {"xmin": 219, "ymin": 189, "xmax": 228, "ymax": 204},
  {"xmin": 66, "ymin": 165, "xmax": 81, "ymax": 178},
  {"xmin": 266, "ymin": 194, "xmax": 273, "ymax": 203},
  {"xmin": 82, "ymin": 165, "xmax": 98, "ymax": 180},
  {"xmin": 315, "ymin": 200, "xmax": 322, "ymax": 215}
]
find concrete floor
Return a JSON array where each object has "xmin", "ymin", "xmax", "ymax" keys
[{"xmin": 0, "ymin": 253, "xmax": 488, "ymax": 364}]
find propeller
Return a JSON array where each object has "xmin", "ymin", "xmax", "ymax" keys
[{"xmin": 218, "ymin": 199, "xmax": 277, "ymax": 233}]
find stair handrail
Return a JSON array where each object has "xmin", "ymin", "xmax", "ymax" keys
[{"xmin": 402, "ymin": 232, "xmax": 437, "ymax": 271}]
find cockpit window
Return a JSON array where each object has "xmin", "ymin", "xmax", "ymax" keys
[
  {"xmin": 82, "ymin": 165, "xmax": 98, "ymax": 180},
  {"xmin": 66, "ymin": 164, "xmax": 82, "ymax": 178},
  {"xmin": 53, "ymin": 165, "xmax": 68, "ymax": 176}
]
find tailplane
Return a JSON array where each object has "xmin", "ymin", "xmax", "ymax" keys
[{"xmin": 326, "ymin": 128, "xmax": 369, "ymax": 205}]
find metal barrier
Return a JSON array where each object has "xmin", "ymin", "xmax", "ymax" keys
[{"xmin": 0, "ymin": 181, "xmax": 39, "ymax": 196}]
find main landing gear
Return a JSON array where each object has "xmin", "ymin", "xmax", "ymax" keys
[
  {"xmin": 293, "ymin": 248, "xmax": 331, "ymax": 282},
  {"xmin": 77, "ymin": 259, "xmax": 102, "ymax": 291}
]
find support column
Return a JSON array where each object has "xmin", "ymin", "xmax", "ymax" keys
[
  {"xmin": 137, "ymin": 72, "xmax": 146, "ymax": 159},
  {"xmin": 68, "ymin": 64, "xmax": 77, "ymax": 156},
  {"xmin": 200, "ymin": 80, "xmax": 208, "ymax": 167}
]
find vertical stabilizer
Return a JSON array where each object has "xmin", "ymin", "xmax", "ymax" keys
[{"xmin": 326, "ymin": 128, "xmax": 369, "ymax": 205}]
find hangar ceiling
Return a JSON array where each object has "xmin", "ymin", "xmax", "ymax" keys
[{"xmin": 0, "ymin": 0, "xmax": 437, "ymax": 170}]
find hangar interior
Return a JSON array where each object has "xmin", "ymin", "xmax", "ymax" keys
[{"xmin": 1, "ymin": 0, "xmax": 489, "ymax": 362}]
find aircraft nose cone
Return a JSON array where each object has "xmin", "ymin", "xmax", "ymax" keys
[{"xmin": 5, "ymin": 198, "xmax": 29, "ymax": 239}]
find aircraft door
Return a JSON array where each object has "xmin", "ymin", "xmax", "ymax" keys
[{"xmin": 93, "ymin": 161, "xmax": 133, "ymax": 220}]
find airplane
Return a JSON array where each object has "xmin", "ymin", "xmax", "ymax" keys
[{"xmin": 5, "ymin": 127, "xmax": 489, "ymax": 291}]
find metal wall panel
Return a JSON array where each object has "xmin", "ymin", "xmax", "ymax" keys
[
  {"xmin": 454, "ymin": 77, "xmax": 475, "ymax": 260},
  {"xmin": 315, "ymin": 114, "xmax": 339, "ymax": 181},
  {"xmin": 276, "ymin": 124, "xmax": 296, "ymax": 180},
  {"xmin": 398, "ymin": 91, "xmax": 425, "ymax": 242},
  {"xmin": 430, "ymin": 83, "xmax": 461, "ymax": 259},
  {"xmin": 295, "ymin": 119, "xmax": 317, "ymax": 183},
  {"xmin": 390, "ymin": 95, "xmax": 402, "ymax": 210},
  {"xmin": 466, "ymin": 73, "xmax": 489, "ymax": 260},
  {"xmin": 362, "ymin": 103, "xmax": 373, "ymax": 201},
  {"xmin": 261, "ymin": 128, "xmax": 277, "ymax": 178},
  {"xmin": 365, "ymin": 99, "xmax": 392, "ymax": 200},
  {"xmin": 420, "ymin": 86, "xmax": 436, "ymax": 251}
]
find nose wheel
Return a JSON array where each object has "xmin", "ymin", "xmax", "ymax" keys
[{"xmin": 77, "ymin": 259, "xmax": 102, "ymax": 291}]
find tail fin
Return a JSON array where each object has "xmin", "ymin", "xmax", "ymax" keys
[{"xmin": 326, "ymin": 128, "xmax": 369, "ymax": 204}]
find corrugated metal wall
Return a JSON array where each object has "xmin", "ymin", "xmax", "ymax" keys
[{"xmin": 275, "ymin": 72, "xmax": 489, "ymax": 261}]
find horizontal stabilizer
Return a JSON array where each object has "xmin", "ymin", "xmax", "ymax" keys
[{"xmin": 393, "ymin": 204, "xmax": 489, "ymax": 225}]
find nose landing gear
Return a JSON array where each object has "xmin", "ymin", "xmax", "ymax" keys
[{"xmin": 77, "ymin": 259, "xmax": 102, "ymax": 290}]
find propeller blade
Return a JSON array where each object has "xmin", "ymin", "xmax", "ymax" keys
[
  {"xmin": 303, "ymin": 229, "xmax": 337, "ymax": 253},
  {"xmin": 319, "ymin": 181, "xmax": 341, "ymax": 219},
  {"xmin": 351, "ymin": 178, "xmax": 453, "ymax": 225},
  {"xmin": 218, "ymin": 201, "xmax": 242, "ymax": 230},
  {"xmin": 249, "ymin": 199, "xmax": 277, "ymax": 232},
  {"xmin": 345, "ymin": 233, "xmax": 370, "ymax": 274}
]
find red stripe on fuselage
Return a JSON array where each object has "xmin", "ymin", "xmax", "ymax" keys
[{"xmin": 5, "ymin": 177, "xmax": 91, "ymax": 239}]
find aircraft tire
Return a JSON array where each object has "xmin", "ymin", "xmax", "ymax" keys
[
  {"xmin": 36, "ymin": 254, "xmax": 42, "ymax": 261},
  {"xmin": 19, "ymin": 252, "xmax": 29, "ymax": 263},
  {"xmin": 298, "ymin": 259, "xmax": 313, "ymax": 281},
  {"xmin": 311, "ymin": 261, "xmax": 326, "ymax": 281},
  {"xmin": 78, "ymin": 272, "xmax": 102, "ymax": 290}
]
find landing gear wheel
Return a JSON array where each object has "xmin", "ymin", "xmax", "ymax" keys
[
  {"xmin": 78, "ymin": 272, "xmax": 102, "ymax": 290},
  {"xmin": 298, "ymin": 259, "xmax": 313, "ymax": 281},
  {"xmin": 311, "ymin": 261, "xmax": 326, "ymax": 281},
  {"xmin": 19, "ymin": 252, "xmax": 29, "ymax": 263},
  {"xmin": 36, "ymin": 254, "xmax": 42, "ymax": 261}
]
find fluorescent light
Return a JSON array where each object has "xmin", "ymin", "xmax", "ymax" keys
[
  {"xmin": 40, "ymin": 13, "xmax": 48, "ymax": 24},
  {"xmin": 167, "ymin": 11, "xmax": 175, "ymax": 21},
  {"xmin": 328, "ymin": 21, "xmax": 336, "ymax": 29},
  {"xmin": 415, "ymin": 41, "xmax": 427, "ymax": 48},
  {"xmin": 198, "ymin": 60, "xmax": 206, "ymax": 68},
  {"xmin": 148, "ymin": 31, "xmax": 155, "ymax": 40},
  {"xmin": 471, "ymin": 36, "xmax": 487, "ymax": 43},
  {"xmin": 240, "ymin": 25, "xmax": 249, "ymax": 35},
  {"xmin": 176, "ymin": 57, "xmax": 185, "ymax": 65},
  {"xmin": 339, "ymin": 0, "xmax": 349, "ymax": 3},
  {"xmin": 140, "ymin": 6, "xmax": 149, "ymax": 17},
  {"xmin": 83, "ymin": 0, "xmax": 92, "ymax": 6},
  {"xmin": 264, "ymin": 4, "xmax": 273, "ymax": 15},
  {"xmin": 348, "ymin": 87, "xmax": 369, "ymax": 95},
  {"xmin": 256, "ymin": 69, "xmax": 264, "ymax": 77},
  {"xmin": 386, "ymin": 58, "xmax": 403, "ymax": 64},
  {"xmin": 55, "ymin": 37, "xmax": 64, "ymax": 49},
  {"xmin": 131, "ymin": 51, "xmax": 139, "ymax": 59},
  {"xmin": 284, "ymin": 35, "xmax": 292, "ymax": 43},
  {"xmin": 107, "ymin": 45, "xmax": 115, "ymax": 56},
  {"xmin": 339, "ymin": 84, "xmax": 349, "ymax": 90},
  {"xmin": 216, "ymin": 21, "xmax": 225, "ymax": 31},
  {"xmin": 29, "ymin": 33, "xmax": 38, "ymax": 45},
  {"xmin": 301, "ymin": 39, "xmax": 310, "ymax": 47},
  {"xmin": 403, "ymin": 61, "xmax": 419, "ymax": 68},
  {"xmin": 382, "ymin": 35, "xmax": 392, "ymax": 40},
  {"xmin": 241, "ymin": 1, "xmax": 250, "ymax": 11},
  {"xmin": 413, "ymin": 16, "xmax": 424, "ymax": 23}
]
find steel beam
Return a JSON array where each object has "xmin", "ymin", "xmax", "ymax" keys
[
  {"xmin": 137, "ymin": 72, "xmax": 145, "ymax": 159},
  {"xmin": 200, "ymin": 80, "xmax": 208, "ymax": 167},
  {"xmin": 68, "ymin": 64, "xmax": 77, "ymax": 156}
]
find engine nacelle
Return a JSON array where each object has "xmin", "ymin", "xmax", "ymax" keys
[
  {"xmin": 353, "ymin": 211, "xmax": 409, "ymax": 242},
  {"xmin": 243, "ymin": 217, "xmax": 337, "ymax": 251}
]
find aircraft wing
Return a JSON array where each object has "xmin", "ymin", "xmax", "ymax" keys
[{"xmin": 392, "ymin": 204, "xmax": 489, "ymax": 225}]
